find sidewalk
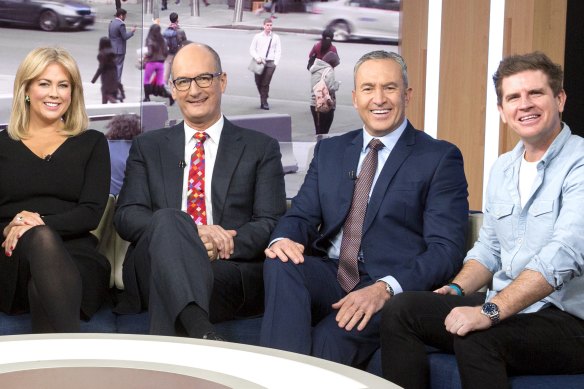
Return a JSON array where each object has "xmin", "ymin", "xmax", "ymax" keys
[{"xmin": 92, "ymin": 1, "xmax": 322, "ymax": 34}]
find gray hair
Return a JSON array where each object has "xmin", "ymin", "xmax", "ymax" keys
[{"xmin": 353, "ymin": 50, "xmax": 408, "ymax": 88}]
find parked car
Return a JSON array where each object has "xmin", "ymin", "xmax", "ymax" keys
[
  {"xmin": 0, "ymin": 0, "xmax": 95, "ymax": 32},
  {"xmin": 309, "ymin": 0, "xmax": 400, "ymax": 42}
]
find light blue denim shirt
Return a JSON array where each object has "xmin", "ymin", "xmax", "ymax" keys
[{"xmin": 465, "ymin": 124, "xmax": 584, "ymax": 319}]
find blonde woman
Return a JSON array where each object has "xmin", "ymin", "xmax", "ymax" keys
[{"xmin": 0, "ymin": 47, "xmax": 111, "ymax": 333}]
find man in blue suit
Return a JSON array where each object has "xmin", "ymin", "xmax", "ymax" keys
[
  {"xmin": 108, "ymin": 8, "xmax": 136, "ymax": 83},
  {"xmin": 260, "ymin": 50, "xmax": 469, "ymax": 367}
]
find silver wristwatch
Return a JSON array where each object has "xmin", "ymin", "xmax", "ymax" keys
[
  {"xmin": 480, "ymin": 302, "xmax": 500, "ymax": 326},
  {"xmin": 378, "ymin": 281, "xmax": 394, "ymax": 297}
]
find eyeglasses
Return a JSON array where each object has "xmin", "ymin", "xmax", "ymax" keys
[{"xmin": 172, "ymin": 72, "xmax": 222, "ymax": 91}]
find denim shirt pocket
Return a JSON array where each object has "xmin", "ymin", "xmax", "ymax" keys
[
  {"xmin": 487, "ymin": 202, "xmax": 515, "ymax": 249},
  {"xmin": 527, "ymin": 199, "xmax": 555, "ymax": 238}
]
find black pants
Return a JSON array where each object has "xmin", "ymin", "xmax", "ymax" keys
[
  {"xmin": 381, "ymin": 291, "xmax": 584, "ymax": 389},
  {"xmin": 310, "ymin": 105, "xmax": 335, "ymax": 135},
  {"xmin": 254, "ymin": 61, "xmax": 276, "ymax": 105},
  {"xmin": 123, "ymin": 209, "xmax": 253, "ymax": 335}
]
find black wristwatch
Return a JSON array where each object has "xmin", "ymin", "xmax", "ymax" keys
[{"xmin": 480, "ymin": 302, "xmax": 500, "ymax": 326}]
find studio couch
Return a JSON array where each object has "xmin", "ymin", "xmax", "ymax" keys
[{"xmin": 1, "ymin": 197, "xmax": 583, "ymax": 388}]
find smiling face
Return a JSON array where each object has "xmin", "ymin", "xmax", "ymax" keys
[
  {"xmin": 352, "ymin": 58, "xmax": 412, "ymax": 137},
  {"xmin": 26, "ymin": 62, "xmax": 71, "ymax": 128},
  {"xmin": 171, "ymin": 44, "xmax": 226, "ymax": 130},
  {"xmin": 498, "ymin": 70, "xmax": 565, "ymax": 156}
]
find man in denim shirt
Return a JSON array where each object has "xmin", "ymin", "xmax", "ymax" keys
[{"xmin": 380, "ymin": 52, "xmax": 584, "ymax": 388}]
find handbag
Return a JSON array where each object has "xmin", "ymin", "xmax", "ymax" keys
[
  {"xmin": 248, "ymin": 58, "xmax": 265, "ymax": 75},
  {"xmin": 248, "ymin": 37, "xmax": 272, "ymax": 75},
  {"xmin": 135, "ymin": 46, "xmax": 148, "ymax": 70}
]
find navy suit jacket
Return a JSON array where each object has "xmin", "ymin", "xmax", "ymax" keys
[
  {"xmin": 272, "ymin": 122, "xmax": 469, "ymax": 291},
  {"xmin": 108, "ymin": 18, "xmax": 134, "ymax": 55}
]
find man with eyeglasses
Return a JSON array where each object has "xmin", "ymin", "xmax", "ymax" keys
[{"xmin": 114, "ymin": 43, "xmax": 287, "ymax": 340}]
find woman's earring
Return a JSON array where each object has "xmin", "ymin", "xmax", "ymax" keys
[{"xmin": 25, "ymin": 95, "xmax": 30, "ymax": 103}]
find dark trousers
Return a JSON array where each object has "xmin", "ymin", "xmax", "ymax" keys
[
  {"xmin": 254, "ymin": 61, "xmax": 276, "ymax": 105},
  {"xmin": 381, "ymin": 291, "xmax": 584, "ymax": 389},
  {"xmin": 114, "ymin": 54, "xmax": 125, "ymax": 84},
  {"xmin": 126, "ymin": 209, "xmax": 251, "ymax": 335},
  {"xmin": 115, "ymin": 0, "xmax": 122, "ymax": 9},
  {"xmin": 260, "ymin": 255, "xmax": 381, "ymax": 366},
  {"xmin": 310, "ymin": 105, "xmax": 335, "ymax": 135}
]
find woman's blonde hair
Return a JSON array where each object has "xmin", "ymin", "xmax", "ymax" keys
[{"xmin": 8, "ymin": 47, "xmax": 88, "ymax": 140}]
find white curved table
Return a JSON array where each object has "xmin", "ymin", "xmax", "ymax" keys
[{"xmin": 0, "ymin": 334, "xmax": 398, "ymax": 388}]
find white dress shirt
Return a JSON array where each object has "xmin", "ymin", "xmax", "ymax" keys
[{"xmin": 249, "ymin": 31, "xmax": 282, "ymax": 65}]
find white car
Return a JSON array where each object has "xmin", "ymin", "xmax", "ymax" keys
[{"xmin": 310, "ymin": 0, "xmax": 400, "ymax": 42}]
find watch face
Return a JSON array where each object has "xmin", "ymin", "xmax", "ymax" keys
[{"xmin": 482, "ymin": 302, "xmax": 498, "ymax": 315}]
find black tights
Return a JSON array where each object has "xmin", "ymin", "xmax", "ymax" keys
[
  {"xmin": 310, "ymin": 106, "xmax": 335, "ymax": 135},
  {"xmin": 17, "ymin": 226, "xmax": 82, "ymax": 333}
]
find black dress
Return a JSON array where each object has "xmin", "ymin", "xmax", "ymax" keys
[{"xmin": 0, "ymin": 129, "xmax": 111, "ymax": 318}]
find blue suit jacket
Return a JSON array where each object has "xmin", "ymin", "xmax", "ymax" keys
[{"xmin": 272, "ymin": 122, "xmax": 469, "ymax": 291}]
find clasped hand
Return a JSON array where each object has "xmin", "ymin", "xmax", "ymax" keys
[
  {"xmin": 434, "ymin": 285, "xmax": 491, "ymax": 336},
  {"xmin": 2, "ymin": 211, "xmax": 45, "ymax": 257},
  {"xmin": 197, "ymin": 224, "xmax": 236, "ymax": 260}
]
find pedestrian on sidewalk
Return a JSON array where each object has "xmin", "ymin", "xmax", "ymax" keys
[
  {"xmin": 115, "ymin": 0, "xmax": 127, "ymax": 10},
  {"xmin": 108, "ymin": 8, "xmax": 136, "ymax": 84},
  {"xmin": 163, "ymin": 13, "xmax": 187, "ymax": 87},
  {"xmin": 91, "ymin": 37, "xmax": 125, "ymax": 104},
  {"xmin": 249, "ymin": 18, "xmax": 281, "ymax": 110},
  {"xmin": 307, "ymin": 28, "xmax": 337, "ymax": 71},
  {"xmin": 309, "ymin": 51, "xmax": 340, "ymax": 139},
  {"xmin": 142, "ymin": 24, "xmax": 174, "ymax": 105},
  {"xmin": 255, "ymin": 0, "xmax": 278, "ymax": 19}
]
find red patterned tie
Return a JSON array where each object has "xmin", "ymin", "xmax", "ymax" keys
[
  {"xmin": 187, "ymin": 131, "xmax": 208, "ymax": 225},
  {"xmin": 337, "ymin": 138, "xmax": 384, "ymax": 292}
]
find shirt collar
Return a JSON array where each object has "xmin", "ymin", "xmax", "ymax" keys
[
  {"xmin": 183, "ymin": 115, "xmax": 224, "ymax": 145},
  {"xmin": 361, "ymin": 119, "xmax": 408, "ymax": 152},
  {"xmin": 506, "ymin": 122, "xmax": 571, "ymax": 170}
]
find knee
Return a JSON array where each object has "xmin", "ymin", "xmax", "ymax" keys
[
  {"xmin": 382, "ymin": 291, "xmax": 432, "ymax": 334},
  {"xmin": 263, "ymin": 257, "xmax": 301, "ymax": 280},
  {"xmin": 453, "ymin": 331, "xmax": 496, "ymax": 359},
  {"xmin": 20, "ymin": 225, "xmax": 59, "ymax": 246},
  {"xmin": 150, "ymin": 208, "xmax": 187, "ymax": 228}
]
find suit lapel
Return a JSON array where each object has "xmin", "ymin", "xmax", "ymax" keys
[
  {"xmin": 336, "ymin": 132, "xmax": 363, "ymax": 228},
  {"xmin": 211, "ymin": 120, "xmax": 244, "ymax": 225},
  {"xmin": 363, "ymin": 123, "xmax": 416, "ymax": 233},
  {"xmin": 160, "ymin": 123, "xmax": 186, "ymax": 209}
]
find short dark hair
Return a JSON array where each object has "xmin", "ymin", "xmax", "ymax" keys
[
  {"xmin": 105, "ymin": 114, "xmax": 142, "ymax": 140},
  {"xmin": 115, "ymin": 8, "xmax": 127, "ymax": 17},
  {"xmin": 493, "ymin": 51, "xmax": 563, "ymax": 105},
  {"xmin": 169, "ymin": 12, "xmax": 178, "ymax": 23}
]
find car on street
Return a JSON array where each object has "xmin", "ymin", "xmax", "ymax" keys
[
  {"xmin": 309, "ymin": 0, "xmax": 400, "ymax": 42},
  {"xmin": 0, "ymin": 0, "xmax": 95, "ymax": 32}
]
